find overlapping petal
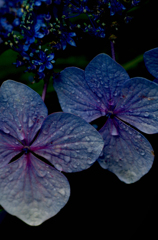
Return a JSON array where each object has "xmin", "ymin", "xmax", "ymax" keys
[
  {"xmin": 144, "ymin": 47, "xmax": 158, "ymax": 79},
  {"xmin": 115, "ymin": 77, "xmax": 158, "ymax": 133},
  {"xmin": 0, "ymin": 130, "xmax": 23, "ymax": 168},
  {"xmin": 98, "ymin": 118, "xmax": 154, "ymax": 183},
  {"xmin": 31, "ymin": 112, "xmax": 104, "ymax": 172},
  {"xmin": 0, "ymin": 80, "xmax": 48, "ymax": 145},
  {"xmin": 0, "ymin": 153, "xmax": 70, "ymax": 226},
  {"xmin": 54, "ymin": 67, "xmax": 106, "ymax": 122}
]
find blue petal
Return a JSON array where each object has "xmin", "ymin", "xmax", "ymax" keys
[
  {"xmin": 47, "ymin": 53, "xmax": 54, "ymax": 61},
  {"xmin": 69, "ymin": 32, "xmax": 76, "ymax": 37},
  {"xmin": 0, "ymin": 80, "xmax": 48, "ymax": 145},
  {"xmin": 0, "ymin": 130, "xmax": 23, "ymax": 168},
  {"xmin": 46, "ymin": 62, "xmax": 53, "ymax": 70},
  {"xmin": 39, "ymin": 65, "xmax": 45, "ymax": 72},
  {"xmin": 35, "ymin": 32, "xmax": 45, "ymax": 39},
  {"xmin": 0, "ymin": 153, "xmax": 70, "ymax": 226},
  {"xmin": 144, "ymin": 48, "xmax": 158, "ymax": 79},
  {"xmin": 85, "ymin": 53, "xmax": 130, "ymax": 108},
  {"xmin": 67, "ymin": 38, "xmax": 76, "ymax": 47},
  {"xmin": 31, "ymin": 112, "xmax": 104, "ymax": 173},
  {"xmin": 115, "ymin": 77, "xmax": 158, "ymax": 134},
  {"xmin": 53, "ymin": 67, "xmax": 107, "ymax": 122},
  {"xmin": 98, "ymin": 118, "xmax": 154, "ymax": 184}
]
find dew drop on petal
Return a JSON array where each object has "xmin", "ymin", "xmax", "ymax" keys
[
  {"xmin": 28, "ymin": 118, "xmax": 34, "ymax": 128},
  {"xmin": 3, "ymin": 127, "xmax": 10, "ymax": 134},
  {"xmin": 55, "ymin": 164, "xmax": 62, "ymax": 171},
  {"xmin": 64, "ymin": 156, "xmax": 71, "ymax": 162},
  {"xmin": 58, "ymin": 188, "xmax": 65, "ymax": 196}
]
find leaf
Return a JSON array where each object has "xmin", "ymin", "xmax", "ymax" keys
[
  {"xmin": 0, "ymin": 153, "xmax": 70, "ymax": 226},
  {"xmin": 115, "ymin": 77, "xmax": 158, "ymax": 133},
  {"xmin": 0, "ymin": 130, "xmax": 23, "ymax": 168},
  {"xmin": 0, "ymin": 80, "xmax": 48, "ymax": 145},
  {"xmin": 31, "ymin": 112, "xmax": 104, "ymax": 172},
  {"xmin": 144, "ymin": 47, "xmax": 158, "ymax": 79},
  {"xmin": 54, "ymin": 67, "xmax": 106, "ymax": 122},
  {"xmin": 98, "ymin": 118, "xmax": 154, "ymax": 184}
]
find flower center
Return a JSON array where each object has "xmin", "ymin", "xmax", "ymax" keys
[
  {"xmin": 106, "ymin": 110, "xmax": 115, "ymax": 119},
  {"xmin": 22, "ymin": 146, "xmax": 30, "ymax": 154}
]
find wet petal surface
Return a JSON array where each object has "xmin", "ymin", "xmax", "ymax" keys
[
  {"xmin": 0, "ymin": 153, "xmax": 70, "ymax": 226},
  {"xmin": 115, "ymin": 77, "xmax": 158, "ymax": 133},
  {"xmin": 0, "ymin": 80, "xmax": 48, "ymax": 145},
  {"xmin": 31, "ymin": 112, "xmax": 104, "ymax": 172},
  {"xmin": 54, "ymin": 67, "xmax": 106, "ymax": 122},
  {"xmin": 98, "ymin": 118, "xmax": 154, "ymax": 183},
  {"xmin": 0, "ymin": 130, "xmax": 23, "ymax": 168},
  {"xmin": 144, "ymin": 47, "xmax": 158, "ymax": 79},
  {"xmin": 85, "ymin": 53, "xmax": 130, "ymax": 108}
]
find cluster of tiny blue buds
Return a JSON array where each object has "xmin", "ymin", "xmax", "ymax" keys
[{"xmin": 0, "ymin": 0, "xmax": 140, "ymax": 82}]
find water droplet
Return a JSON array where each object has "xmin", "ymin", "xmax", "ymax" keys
[
  {"xmin": 113, "ymin": 92, "xmax": 118, "ymax": 96},
  {"xmin": 144, "ymin": 112, "xmax": 149, "ymax": 117},
  {"xmin": 23, "ymin": 114, "xmax": 27, "ymax": 123},
  {"xmin": 8, "ymin": 176, "xmax": 13, "ymax": 181},
  {"xmin": 140, "ymin": 151, "xmax": 145, "ymax": 156},
  {"xmin": 3, "ymin": 127, "xmax": 10, "ymax": 134},
  {"xmin": 87, "ymin": 158, "xmax": 94, "ymax": 164},
  {"xmin": 58, "ymin": 188, "xmax": 65, "ymax": 196},
  {"xmin": 28, "ymin": 118, "xmax": 34, "ymax": 128},
  {"xmin": 55, "ymin": 164, "xmax": 62, "ymax": 171},
  {"xmin": 37, "ymin": 169, "xmax": 46, "ymax": 177},
  {"xmin": 64, "ymin": 156, "xmax": 70, "ymax": 162},
  {"xmin": 87, "ymin": 147, "xmax": 92, "ymax": 153},
  {"xmin": 97, "ymin": 92, "xmax": 102, "ymax": 98}
]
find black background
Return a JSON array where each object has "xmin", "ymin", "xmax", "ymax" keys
[{"xmin": 0, "ymin": 0, "xmax": 158, "ymax": 238}]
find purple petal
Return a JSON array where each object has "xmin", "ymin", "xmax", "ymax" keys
[
  {"xmin": 115, "ymin": 77, "xmax": 158, "ymax": 134},
  {"xmin": 31, "ymin": 112, "xmax": 104, "ymax": 172},
  {"xmin": 85, "ymin": 53, "xmax": 130, "ymax": 108},
  {"xmin": 98, "ymin": 118, "xmax": 154, "ymax": 184},
  {"xmin": 54, "ymin": 67, "xmax": 106, "ymax": 122},
  {"xmin": 0, "ymin": 153, "xmax": 70, "ymax": 226},
  {"xmin": 0, "ymin": 130, "xmax": 23, "ymax": 168},
  {"xmin": 144, "ymin": 48, "xmax": 158, "ymax": 79},
  {"xmin": 0, "ymin": 80, "xmax": 48, "ymax": 145}
]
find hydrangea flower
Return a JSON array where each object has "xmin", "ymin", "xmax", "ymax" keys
[
  {"xmin": 0, "ymin": 80, "xmax": 104, "ymax": 225},
  {"xmin": 54, "ymin": 53, "xmax": 158, "ymax": 184},
  {"xmin": 33, "ymin": 50, "xmax": 55, "ymax": 72},
  {"xmin": 144, "ymin": 47, "xmax": 158, "ymax": 82}
]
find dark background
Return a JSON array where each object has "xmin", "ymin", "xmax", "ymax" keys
[{"xmin": 0, "ymin": 0, "xmax": 158, "ymax": 238}]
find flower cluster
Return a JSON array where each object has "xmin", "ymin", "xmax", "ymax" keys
[{"xmin": 0, "ymin": 0, "xmax": 140, "ymax": 82}]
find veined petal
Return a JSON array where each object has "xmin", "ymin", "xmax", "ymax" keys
[
  {"xmin": 115, "ymin": 77, "xmax": 158, "ymax": 133},
  {"xmin": 85, "ymin": 53, "xmax": 130, "ymax": 108},
  {"xmin": 144, "ymin": 47, "xmax": 158, "ymax": 79},
  {"xmin": 98, "ymin": 118, "xmax": 154, "ymax": 184},
  {"xmin": 0, "ymin": 153, "xmax": 70, "ymax": 226},
  {"xmin": 31, "ymin": 112, "xmax": 104, "ymax": 172},
  {"xmin": 0, "ymin": 130, "xmax": 23, "ymax": 168},
  {"xmin": 0, "ymin": 80, "xmax": 48, "ymax": 145},
  {"xmin": 54, "ymin": 67, "xmax": 107, "ymax": 122}
]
